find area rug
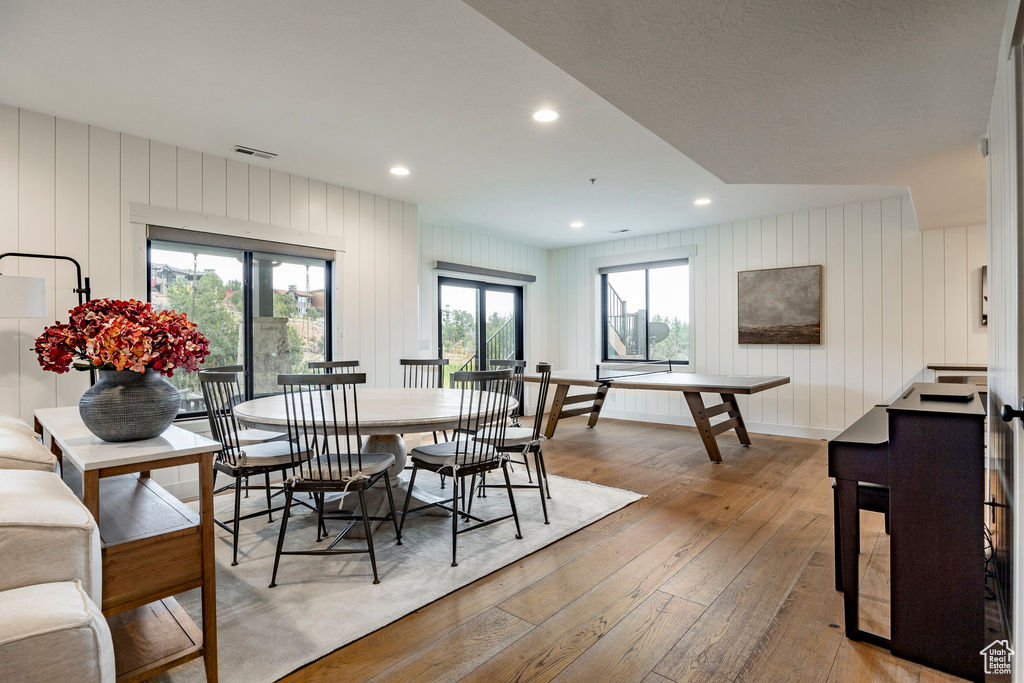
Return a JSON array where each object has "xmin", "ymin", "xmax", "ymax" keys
[{"xmin": 154, "ymin": 468, "xmax": 643, "ymax": 682}]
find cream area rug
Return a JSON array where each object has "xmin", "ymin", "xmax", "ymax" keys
[{"xmin": 154, "ymin": 467, "xmax": 643, "ymax": 682}]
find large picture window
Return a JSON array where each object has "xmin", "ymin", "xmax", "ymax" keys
[
  {"xmin": 601, "ymin": 260, "xmax": 690, "ymax": 364},
  {"xmin": 148, "ymin": 228, "xmax": 333, "ymax": 416}
]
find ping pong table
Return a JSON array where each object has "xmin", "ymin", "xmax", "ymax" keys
[{"xmin": 525, "ymin": 364, "xmax": 790, "ymax": 463}]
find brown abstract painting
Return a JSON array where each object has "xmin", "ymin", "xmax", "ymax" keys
[{"xmin": 737, "ymin": 265, "xmax": 822, "ymax": 344}]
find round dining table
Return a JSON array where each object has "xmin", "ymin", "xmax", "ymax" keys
[{"xmin": 232, "ymin": 387, "xmax": 516, "ymax": 529}]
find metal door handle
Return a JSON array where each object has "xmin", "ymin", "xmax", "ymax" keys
[{"xmin": 1000, "ymin": 399, "xmax": 1024, "ymax": 422}]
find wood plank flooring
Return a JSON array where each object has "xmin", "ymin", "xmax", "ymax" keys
[{"xmin": 281, "ymin": 417, "xmax": 978, "ymax": 683}]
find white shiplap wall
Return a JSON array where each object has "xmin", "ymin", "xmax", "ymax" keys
[
  {"xmin": 546, "ymin": 196, "xmax": 987, "ymax": 439},
  {"xmin": 0, "ymin": 103, "xmax": 419, "ymax": 494},
  {"xmin": 418, "ymin": 222, "xmax": 549, "ymax": 370}
]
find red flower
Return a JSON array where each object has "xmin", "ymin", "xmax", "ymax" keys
[{"xmin": 34, "ymin": 299, "xmax": 210, "ymax": 377}]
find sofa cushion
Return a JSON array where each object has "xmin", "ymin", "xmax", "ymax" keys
[
  {"xmin": 0, "ymin": 470, "xmax": 101, "ymax": 603},
  {"xmin": 0, "ymin": 432, "xmax": 57, "ymax": 472},
  {"xmin": 0, "ymin": 415, "xmax": 37, "ymax": 438},
  {"xmin": 0, "ymin": 581, "xmax": 115, "ymax": 683}
]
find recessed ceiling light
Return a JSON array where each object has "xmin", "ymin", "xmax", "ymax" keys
[
  {"xmin": 390, "ymin": 166, "xmax": 410, "ymax": 176},
  {"xmin": 694, "ymin": 198, "xmax": 712, "ymax": 206},
  {"xmin": 533, "ymin": 109, "xmax": 559, "ymax": 122},
  {"xmin": 570, "ymin": 221, "xmax": 584, "ymax": 228}
]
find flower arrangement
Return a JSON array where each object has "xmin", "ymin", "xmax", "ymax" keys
[{"xmin": 34, "ymin": 299, "xmax": 210, "ymax": 376}]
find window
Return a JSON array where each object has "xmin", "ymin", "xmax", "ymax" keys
[
  {"xmin": 601, "ymin": 260, "xmax": 690, "ymax": 364},
  {"xmin": 148, "ymin": 228, "xmax": 333, "ymax": 416},
  {"xmin": 438, "ymin": 276, "xmax": 523, "ymax": 386}
]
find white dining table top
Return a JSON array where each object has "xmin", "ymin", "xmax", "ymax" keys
[{"xmin": 233, "ymin": 387, "xmax": 516, "ymax": 435}]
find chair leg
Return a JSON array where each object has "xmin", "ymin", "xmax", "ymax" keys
[
  {"xmin": 231, "ymin": 476, "xmax": 243, "ymax": 566},
  {"xmin": 538, "ymin": 448, "xmax": 551, "ymax": 499},
  {"xmin": 399, "ymin": 466, "xmax": 419, "ymax": 536},
  {"xmin": 269, "ymin": 489, "xmax": 293, "ymax": 588},
  {"xmin": 265, "ymin": 472, "xmax": 274, "ymax": 523},
  {"xmin": 451, "ymin": 473, "xmax": 460, "ymax": 567},
  {"xmin": 535, "ymin": 452, "xmax": 549, "ymax": 524},
  {"xmin": 502, "ymin": 461, "xmax": 523, "ymax": 540},
  {"xmin": 245, "ymin": 475, "xmax": 250, "ymax": 498},
  {"xmin": 383, "ymin": 474, "xmax": 402, "ymax": 545},
  {"xmin": 358, "ymin": 490, "xmax": 380, "ymax": 584},
  {"xmin": 316, "ymin": 493, "xmax": 328, "ymax": 542}
]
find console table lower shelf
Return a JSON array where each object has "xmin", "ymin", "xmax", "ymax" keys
[{"xmin": 34, "ymin": 408, "xmax": 219, "ymax": 683}]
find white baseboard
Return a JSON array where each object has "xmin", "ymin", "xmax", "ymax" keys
[{"xmin": 600, "ymin": 409, "xmax": 837, "ymax": 441}]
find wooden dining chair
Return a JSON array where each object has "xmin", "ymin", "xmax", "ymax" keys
[
  {"xmin": 199, "ymin": 365, "xmax": 286, "ymax": 445},
  {"xmin": 309, "ymin": 359, "xmax": 360, "ymax": 374},
  {"xmin": 269, "ymin": 372, "xmax": 402, "ymax": 587},
  {"xmin": 400, "ymin": 358, "xmax": 448, "ymax": 388},
  {"xmin": 399, "ymin": 368, "xmax": 521, "ymax": 567},
  {"xmin": 490, "ymin": 359, "xmax": 526, "ymax": 426},
  {"xmin": 476, "ymin": 362, "xmax": 554, "ymax": 524},
  {"xmin": 200, "ymin": 369, "xmax": 311, "ymax": 566},
  {"xmin": 399, "ymin": 357, "xmax": 451, "ymax": 447}
]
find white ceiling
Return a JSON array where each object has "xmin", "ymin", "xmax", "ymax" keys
[
  {"xmin": 465, "ymin": 0, "xmax": 1004, "ymax": 232},
  {"xmin": 0, "ymin": 1, "xmax": 998, "ymax": 248}
]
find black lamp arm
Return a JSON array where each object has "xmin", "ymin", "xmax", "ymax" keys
[{"xmin": 0, "ymin": 252, "xmax": 92, "ymax": 305}]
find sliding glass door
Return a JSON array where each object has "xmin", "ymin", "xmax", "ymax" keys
[
  {"xmin": 149, "ymin": 238, "xmax": 331, "ymax": 416},
  {"xmin": 438, "ymin": 277, "xmax": 523, "ymax": 386}
]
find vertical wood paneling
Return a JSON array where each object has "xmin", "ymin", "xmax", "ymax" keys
[
  {"xmin": 943, "ymin": 226, "xmax": 969, "ymax": 362},
  {"xmin": 825, "ymin": 205, "xmax": 846, "ymax": 431},
  {"xmin": 745, "ymin": 219, "xmax": 762, "ymax": 423},
  {"xmin": 901, "ymin": 198, "xmax": 924, "ymax": 385},
  {"xmin": 120, "ymin": 135, "xmax": 149, "ymax": 300},
  {"xmin": 356, "ymin": 192, "xmax": 375, "ymax": 379},
  {"xmin": 342, "ymin": 187, "xmax": 360, "ymax": 361},
  {"xmin": 175, "ymin": 148, "xmax": 201, "ymax": 213},
  {"xmin": 966, "ymin": 224, "xmax": 987, "ymax": 364},
  {"xmin": 290, "ymin": 175, "xmax": 310, "ymax": 231},
  {"xmin": 843, "ymin": 204, "xmax": 863, "ymax": 424},
  {"xmin": 922, "ymin": 228, "xmax": 946, "ymax": 364},
  {"xmin": 861, "ymin": 201, "xmax": 883, "ymax": 407},
  {"xmin": 808, "ymin": 209, "xmax": 828, "ymax": 430},
  {"xmin": 402, "ymin": 203, "xmax": 418, "ymax": 359},
  {"xmin": 201, "ymin": 155, "xmax": 226, "ymax": 217},
  {"xmin": 149, "ymin": 141, "xmax": 176, "ymax": 208},
  {"xmin": 388, "ymin": 199, "xmax": 403, "ymax": 387},
  {"xmin": 718, "ymin": 224, "xmax": 734, "ymax": 378},
  {"xmin": 17, "ymin": 110, "xmax": 56, "ymax": 421},
  {"xmin": 760, "ymin": 216, "xmax": 778, "ymax": 424},
  {"xmin": 89, "ymin": 127, "xmax": 120, "ymax": 299},
  {"xmin": 54, "ymin": 118, "xmax": 91, "ymax": 406},
  {"xmin": 309, "ymin": 180, "xmax": 327, "ymax": 235},
  {"xmin": 776, "ymin": 214, "xmax": 794, "ymax": 425},
  {"xmin": 248, "ymin": 166, "xmax": 271, "ymax": 224},
  {"xmin": 269, "ymin": 170, "xmax": 290, "ymax": 228},
  {"xmin": 226, "ymin": 160, "xmax": 249, "ymax": 220},
  {"xmin": 702, "ymin": 226, "xmax": 718, "ymax": 375},
  {"xmin": 0, "ymin": 105, "xmax": 19, "ymax": 416},
  {"xmin": 792, "ymin": 212, "xmax": 811, "ymax": 427},
  {"xmin": 880, "ymin": 198, "xmax": 903, "ymax": 401}
]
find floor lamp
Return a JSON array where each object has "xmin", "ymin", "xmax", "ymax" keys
[{"xmin": 0, "ymin": 252, "xmax": 94, "ymax": 383}]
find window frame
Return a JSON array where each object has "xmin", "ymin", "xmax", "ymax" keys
[
  {"xmin": 147, "ymin": 231, "xmax": 334, "ymax": 419},
  {"xmin": 599, "ymin": 258, "xmax": 692, "ymax": 366}
]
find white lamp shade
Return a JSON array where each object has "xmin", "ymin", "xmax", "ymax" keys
[{"xmin": 0, "ymin": 276, "xmax": 47, "ymax": 318}]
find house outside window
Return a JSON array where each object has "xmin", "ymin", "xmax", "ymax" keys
[{"xmin": 600, "ymin": 259, "xmax": 690, "ymax": 364}]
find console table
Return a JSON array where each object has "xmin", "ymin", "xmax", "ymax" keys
[
  {"xmin": 34, "ymin": 407, "xmax": 220, "ymax": 683},
  {"xmin": 829, "ymin": 383, "xmax": 985, "ymax": 683}
]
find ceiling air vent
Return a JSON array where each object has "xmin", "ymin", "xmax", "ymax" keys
[
  {"xmin": 233, "ymin": 145, "xmax": 277, "ymax": 160},
  {"xmin": 608, "ymin": 229, "xmax": 630, "ymax": 234}
]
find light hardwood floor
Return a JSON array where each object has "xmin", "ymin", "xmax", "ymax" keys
[{"xmin": 281, "ymin": 417, "xmax": 983, "ymax": 683}]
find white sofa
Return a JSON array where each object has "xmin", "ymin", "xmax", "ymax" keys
[{"xmin": 0, "ymin": 415, "xmax": 114, "ymax": 683}]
